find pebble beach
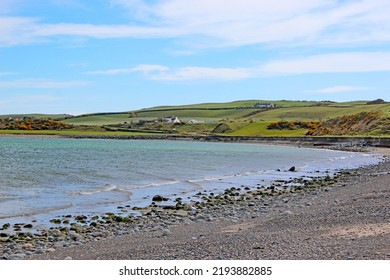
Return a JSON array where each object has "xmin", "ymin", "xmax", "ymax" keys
[{"xmin": 0, "ymin": 147, "xmax": 388, "ymax": 260}]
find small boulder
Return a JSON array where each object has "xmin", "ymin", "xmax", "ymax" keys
[
  {"xmin": 281, "ymin": 210, "xmax": 293, "ymax": 216},
  {"xmin": 152, "ymin": 195, "xmax": 169, "ymax": 202},
  {"xmin": 10, "ymin": 253, "xmax": 26, "ymax": 260},
  {"xmin": 69, "ymin": 232, "xmax": 83, "ymax": 241},
  {"xmin": 288, "ymin": 166, "xmax": 296, "ymax": 172},
  {"xmin": 162, "ymin": 229, "xmax": 172, "ymax": 237}
]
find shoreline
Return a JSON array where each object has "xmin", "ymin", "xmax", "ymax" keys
[
  {"xmin": 28, "ymin": 159, "xmax": 390, "ymax": 260},
  {"xmin": 22, "ymin": 158, "xmax": 389, "ymax": 260},
  {"xmin": 1, "ymin": 132, "xmax": 390, "ymax": 148},
  {"xmin": 0, "ymin": 147, "xmax": 387, "ymax": 260}
]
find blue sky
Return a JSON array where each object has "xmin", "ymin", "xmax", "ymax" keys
[{"xmin": 0, "ymin": 0, "xmax": 389, "ymax": 114}]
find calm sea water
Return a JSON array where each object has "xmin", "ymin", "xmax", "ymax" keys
[{"xmin": 0, "ymin": 137, "xmax": 382, "ymax": 226}]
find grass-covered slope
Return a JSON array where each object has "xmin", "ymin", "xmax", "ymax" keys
[
  {"xmin": 56, "ymin": 100, "xmax": 389, "ymax": 126},
  {"xmin": 1, "ymin": 99, "xmax": 389, "ymax": 137}
]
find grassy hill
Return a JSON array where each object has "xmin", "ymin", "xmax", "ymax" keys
[
  {"xmin": 0, "ymin": 114, "xmax": 71, "ymax": 120},
  {"xmin": 1, "ymin": 99, "xmax": 389, "ymax": 137},
  {"xmin": 56, "ymin": 100, "xmax": 389, "ymax": 126}
]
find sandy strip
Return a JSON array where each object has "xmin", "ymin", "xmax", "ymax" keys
[{"xmin": 0, "ymin": 133, "xmax": 61, "ymax": 138}]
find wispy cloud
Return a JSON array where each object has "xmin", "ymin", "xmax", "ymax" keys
[
  {"xmin": 87, "ymin": 51, "xmax": 390, "ymax": 81},
  {"xmin": 87, "ymin": 64, "xmax": 253, "ymax": 81},
  {"xmin": 0, "ymin": 78, "xmax": 90, "ymax": 89},
  {"xmin": 308, "ymin": 86, "xmax": 371, "ymax": 94},
  {"xmin": 0, "ymin": 17, "xmax": 38, "ymax": 46},
  {"xmin": 151, "ymin": 67, "xmax": 254, "ymax": 81},
  {"xmin": 259, "ymin": 52, "xmax": 390, "ymax": 75},
  {"xmin": 33, "ymin": 23, "xmax": 181, "ymax": 39},
  {"xmin": 86, "ymin": 64, "xmax": 168, "ymax": 75},
  {"xmin": 109, "ymin": 0, "xmax": 390, "ymax": 47},
  {"xmin": 1, "ymin": 0, "xmax": 390, "ymax": 48}
]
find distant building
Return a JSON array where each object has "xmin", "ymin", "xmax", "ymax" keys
[
  {"xmin": 253, "ymin": 103, "xmax": 275, "ymax": 108},
  {"xmin": 161, "ymin": 116, "xmax": 182, "ymax": 124}
]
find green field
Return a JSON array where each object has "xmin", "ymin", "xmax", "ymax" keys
[
  {"xmin": 225, "ymin": 122, "xmax": 309, "ymax": 137},
  {"xmin": 1, "ymin": 99, "xmax": 389, "ymax": 137},
  {"xmin": 63, "ymin": 113, "xmax": 131, "ymax": 126},
  {"xmin": 250, "ymin": 103, "xmax": 390, "ymax": 122},
  {"xmin": 43, "ymin": 100, "xmax": 387, "ymax": 126}
]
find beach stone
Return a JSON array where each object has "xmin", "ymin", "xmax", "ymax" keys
[
  {"xmin": 22, "ymin": 243, "xmax": 34, "ymax": 249},
  {"xmin": 53, "ymin": 241, "xmax": 66, "ymax": 249},
  {"xmin": 289, "ymin": 166, "xmax": 296, "ymax": 172},
  {"xmin": 162, "ymin": 229, "xmax": 172, "ymax": 237},
  {"xmin": 2, "ymin": 248, "xmax": 11, "ymax": 254},
  {"xmin": 152, "ymin": 195, "xmax": 169, "ymax": 202},
  {"xmin": 75, "ymin": 215, "xmax": 88, "ymax": 223},
  {"xmin": 281, "ymin": 210, "xmax": 293, "ymax": 216},
  {"xmin": 51, "ymin": 229, "xmax": 63, "ymax": 236},
  {"xmin": 196, "ymin": 217, "xmax": 208, "ymax": 223},
  {"xmin": 34, "ymin": 248, "xmax": 46, "ymax": 254},
  {"xmin": 49, "ymin": 219, "xmax": 62, "ymax": 224},
  {"xmin": 69, "ymin": 232, "xmax": 83, "ymax": 241},
  {"xmin": 64, "ymin": 256, "xmax": 73, "ymax": 260},
  {"xmin": 10, "ymin": 253, "xmax": 26, "ymax": 260}
]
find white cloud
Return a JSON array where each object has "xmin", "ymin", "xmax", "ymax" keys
[
  {"xmin": 0, "ymin": 17, "xmax": 38, "ymax": 46},
  {"xmin": 132, "ymin": 64, "xmax": 169, "ymax": 73},
  {"xmin": 109, "ymin": 0, "xmax": 390, "ymax": 47},
  {"xmin": 86, "ymin": 68, "xmax": 135, "ymax": 75},
  {"xmin": 87, "ymin": 64, "xmax": 253, "ymax": 81},
  {"xmin": 33, "ymin": 23, "xmax": 181, "ymax": 39},
  {"xmin": 309, "ymin": 86, "xmax": 371, "ymax": 94},
  {"xmin": 0, "ymin": 79, "xmax": 90, "ymax": 89},
  {"xmin": 1, "ymin": 0, "xmax": 390, "ymax": 48},
  {"xmin": 86, "ymin": 64, "xmax": 168, "ymax": 75},
  {"xmin": 87, "ymin": 51, "xmax": 390, "ymax": 81},
  {"xmin": 151, "ymin": 67, "xmax": 253, "ymax": 81},
  {"xmin": 259, "ymin": 52, "xmax": 390, "ymax": 75}
]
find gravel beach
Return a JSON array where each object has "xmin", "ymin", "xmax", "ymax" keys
[{"xmin": 3, "ymin": 148, "xmax": 384, "ymax": 260}]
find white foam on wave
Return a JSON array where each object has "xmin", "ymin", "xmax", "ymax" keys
[
  {"xmin": 123, "ymin": 180, "xmax": 181, "ymax": 190},
  {"xmin": 328, "ymin": 156, "xmax": 349, "ymax": 161},
  {"xmin": 77, "ymin": 184, "xmax": 120, "ymax": 195},
  {"xmin": 187, "ymin": 169, "xmax": 275, "ymax": 184},
  {"xmin": 78, "ymin": 180, "xmax": 183, "ymax": 196}
]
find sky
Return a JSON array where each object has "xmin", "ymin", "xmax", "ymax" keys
[{"xmin": 0, "ymin": 0, "xmax": 389, "ymax": 114}]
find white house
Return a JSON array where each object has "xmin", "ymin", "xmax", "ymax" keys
[{"xmin": 161, "ymin": 116, "xmax": 182, "ymax": 123}]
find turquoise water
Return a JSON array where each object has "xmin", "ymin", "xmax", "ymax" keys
[{"xmin": 0, "ymin": 137, "xmax": 382, "ymax": 226}]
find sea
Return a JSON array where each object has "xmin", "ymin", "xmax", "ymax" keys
[{"xmin": 0, "ymin": 137, "xmax": 383, "ymax": 228}]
